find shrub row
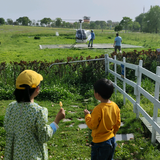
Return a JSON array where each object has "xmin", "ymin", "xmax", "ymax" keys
[{"xmin": 0, "ymin": 50, "xmax": 159, "ymax": 100}]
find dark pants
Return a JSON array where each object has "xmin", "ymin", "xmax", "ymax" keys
[
  {"xmin": 91, "ymin": 137, "xmax": 116, "ymax": 160},
  {"xmin": 88, "ymin": 39, "xmax": 93, "ymax": 47},
  {"xmin": 115, "ymin": 46, "xmax": 121, "ymax": 52}
]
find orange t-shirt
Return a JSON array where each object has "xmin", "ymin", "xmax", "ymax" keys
[{"xmin": 85, "ymin": 101, "xmax": 121, "ymax": 143}]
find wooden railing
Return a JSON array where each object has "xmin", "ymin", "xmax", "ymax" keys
[{"xmin": 105, "ymin": 54, "xmax": 160, "ymax": 144}]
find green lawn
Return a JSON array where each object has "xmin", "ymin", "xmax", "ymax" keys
[
  {"xmin": 0, "ymin": 25, "xmax": 159, "ymax": 63},
  {"xmin": 1, "ymin": 93, "xmax": 160, "ymax": 160},
  {"xmin": 0, "ymin": 25, "xmax": 160, "ymax": 159}
]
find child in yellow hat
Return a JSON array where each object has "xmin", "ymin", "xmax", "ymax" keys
[{"xmin": 4, "ymin": 70, "xmax": 65, "ymax": 160}]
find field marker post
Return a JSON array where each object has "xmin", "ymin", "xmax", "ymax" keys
[
  {"xmin": 123, "ymin": 57, "xmax": 126, "ymax": 105},
  {"xmin": 134, "ymin": 60, "xmax": 143, "ymax": 119},
  {"xmin": 114, "ymin": 55, "xmax": 117, "ymax": 95},
  {"xmin": 151, "ymin": 66, "xmax": 160, "ymax": 143},
  {"xmin": 105, "ymin": 54, "xmax": 109, "ymax": 76}
]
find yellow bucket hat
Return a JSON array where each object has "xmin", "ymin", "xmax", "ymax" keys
[{"xmin": 16, "ymin": 70, "xmax": 43, "ymax": 89}]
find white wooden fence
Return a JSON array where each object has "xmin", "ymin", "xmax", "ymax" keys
[
  {"xmin": 105, "ymin": 54, "xmax": 160, "ymax": 144},
  {"xmin": 50, "ymin": 54, "xmax": 160, "ymax": 143}
]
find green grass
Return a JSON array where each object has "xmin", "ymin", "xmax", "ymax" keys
[
  {"xmin": 0, "ymin": 25, "xmax": 160, "ymax": 63},
  {"xmin": 1, "ymin": 93, "xmax": 160, "ymax": 160},
  {"xmin": 1, "ymin": 25, "xmax": 160, "ymax": 159}
]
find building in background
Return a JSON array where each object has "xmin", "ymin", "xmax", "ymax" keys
[{"xmin": 83, "ymin": 16, "xmax": 90, "ymax": 23}]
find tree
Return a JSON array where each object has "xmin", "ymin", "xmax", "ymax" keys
[
  {"xmin": 7, "ymin": 18, "xmax": 13, "ymax": 25},
  {"xmin": 55, "ymin": 18, "xmax": 62, "ymax": 27},
  {"xmin": 0, "ymin": 18, "xmax": 5, "ymax": 25},
  {"xmin": 114, "ymin": 25, "xmax": 122, "ymax": 32},
  {"xmin": 100, "ymin": 21, "xmax": 107, "ymax": 29},
  {"xmin": 36, "ymin": 23, "xmax": 39, "ymax": 26},
  {"xmin": 66, "ymin": 22, "xmax": 73, "ymax": 28},
  {"xmin": 94, "ymin": 21, "xmax": 107, "ymax": 29},
  {"xmin": 16, "ymin": 17, "xmax": 31, "ymax": 26},
  {"xmin": 61, "ymin": 21, "xmax": 65, "ymax": 28},
  {"xmin": 142, "ymin": 5, "xmax": 160, "ymax": 33},
  {"xmin": 13, "ymin": 21, "xmax": 19, "ymax": 25},
  {"xmin": 135, "ymin": 13, "xmax": 145, "ymax": 31},
  {"xmin": 82, "ymin": 22, "xmax": 90, "ymax": 29},
  {"xmin": 107, "ymin": 20, "xmax": 112, "ymax": 29},
  {"xmin": 50, "ymin": 20, "xmax": 56, "ymax": 27},
  {"xmin": 32, "ymin": 19, "xmax": 36, "ymax": 26},
  {"xmin": 90, "ymin": 21, "xmax": 96, "ymax": 29},
  {"xmin": 120, "ymin": 17, "xmax": 132, "ymax": 32},
  {"xmin": 112, "ymin": 22, "xmax": 119, "ymax": 28},
  {"xmin": 40, "ymin": 18, "xmax": 52, "ymax": 26},
  {"xmin": 132, "ymin": 21, "xmax": 140, "ymax": 31},
  {"xmin": 73, "ymin": 22, "xmax": 78, "ymax": 29}
]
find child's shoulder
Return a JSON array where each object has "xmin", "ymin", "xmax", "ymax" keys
[
  {"xmin": 110, "ymin": 101, "xmax": 119, "ymax": 106},
  {"xmin": 9, "ymin": 101, "xmax": 17, "ymax": 105},
  {"xmin": 30, "ymin": 102, "xmax": 48, "ymax": 113},
  {"xmin": 8, "ymin": 101, "xmax": 17, "ymax": 109}
]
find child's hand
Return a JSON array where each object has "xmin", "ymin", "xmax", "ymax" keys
[
  {"xmin": 54, "ymin": 108, "xmax": 65, "ymax": 125},
  {"xmin": 84, "ymin": 109, "xmax": 90, "ymax": 115}
]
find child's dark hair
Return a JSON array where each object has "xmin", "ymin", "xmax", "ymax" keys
[
  {"xmin": 93, "ymin": 78, "xmax": 114, "ymax": 99},
  {"xmin": 14, "ymin": 84, "xmax": 36, "ymax": 103}
]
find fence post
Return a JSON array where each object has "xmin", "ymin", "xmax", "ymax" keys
[
  {"xmin": 123, "ymin": 57, "xmax": 126, "ymax": 105},
  {"xmin": 135, "ymin": 60, "xmax": 143, "ymax": 118},
  {"xmin": 105, "ymin": 54, "xmax": 108, "ymax": 76},
  {"xmin": 151, "ymin": 66, "xmax": 160, "ymax": 143},
  {"xmin": 114, "ymin": 55, "xmax": 117, "ymax": 95}
]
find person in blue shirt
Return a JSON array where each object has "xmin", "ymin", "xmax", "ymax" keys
[
  {"xmin": 88, "ymin": 30, "xmax": 95, "ymax": 48},
  {"xmin": 114, "ymin": 33, "xmax": 122, "ymax": 53}
]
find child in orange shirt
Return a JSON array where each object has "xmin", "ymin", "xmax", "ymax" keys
[{"xmin": 84, "ymin": 78, "xmax": 121, "ymax": 160}]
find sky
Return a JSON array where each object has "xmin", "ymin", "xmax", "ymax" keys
[{"xmin": 1, "ymin": 0, "xmax": 160, "ymax": 22}]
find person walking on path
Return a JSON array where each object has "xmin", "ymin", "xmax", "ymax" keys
[
  {"xmin": 88, "ymin": 30, "xmax": 95, "ymax": 48},
  {"xmin": 84, "ymin": 78, "xmax": 121, "ymax": 160},
  {"xmin": 4, "ymin": 70, "xmax": 65, "ymax": 160},
  {"xmin": 114, "ymin": 33, "xmax": 122, "ymax": 53}
]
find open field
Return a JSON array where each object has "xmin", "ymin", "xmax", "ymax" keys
[
  {"xmin": 1, "ymin": 94, "xmax": 160, "ymax": 160},
  {"xmin": 0, "ymin": 26, "xmax": 160, "ymax": 159},
  {"xmin": 0, "ymin": 25, "xmax": 160, "ymax": 63}
]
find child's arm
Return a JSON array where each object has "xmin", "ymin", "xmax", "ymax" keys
[
  {"xmin": 113, "ymin": 108, "xmax": 121, "ymax": 135},
  {"xmin": 36, "ymin": 107, "xmax": 65, "ymax": 143},
  {"xmin": 54, "ymin": 108, "xmax": 65, "ymax": 125},
  {"xmin": 84, "ymin": 108, "xmax": 101, "ymax": 130}
]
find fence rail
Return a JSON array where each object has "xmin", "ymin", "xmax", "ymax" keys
[
  {"xmin": 49, "ymin": 58, "xmax": 105, "ymax": 68},
  {"xmin": 105, "ymin": 54, "xmax": 160, "ymax": 144}
]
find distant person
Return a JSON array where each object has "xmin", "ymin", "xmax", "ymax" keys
[
  {"xmin": 88, "ymin": 30, "xmax": 95, "ymax": 48},
  {"xmin": 114, "ymin": 33, "xmax": 122, "ymax": 53},
  {"xmin": 4, "ymin": 70, "xmax": 65, "ymax": 160},
  {"xmin": 84, "ymin": 78, "xmax": 121, "ymax": 160}
]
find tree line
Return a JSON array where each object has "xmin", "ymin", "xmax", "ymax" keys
[
  {"xmin": 0, "ymin": 17, "xmax": 119, "ymax": 30},
  {"xmin": 115, "ymin": 5, "xmax": 160, "ymax": 33},
  {"xmin": 0, "ymin": 5, "xmax": 160, "ymax": 33}
]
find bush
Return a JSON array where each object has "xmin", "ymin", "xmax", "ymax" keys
[
  {"xmin": 0, "ymin": 51, "xmax": 159, "ymax": 99},
  {"xmin": 0, "ymin": 116, "xmax": 4, "ymax": 127},
  {"xmin": 110, "ymin": 49, "xmax": 160, "ymax": 74},
  {"xmin": 34, "ymin": 36, "xmax": 40, "ymax": 39},
  {"xmin": 37, "ymin": 85, "xmax": 83, "ymax": 102}
]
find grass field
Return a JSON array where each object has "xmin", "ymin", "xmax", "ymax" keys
[
  {"xmin": 0, "ymin": 25, "xmax": 160, "ymax": 63},
  {"xmin": 0, "ymin": 25, "xmax": 160, "ymax": 159},
  {"xmin": 1, "ymin": 93, "xmax": 160, "ymax": 160}
]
